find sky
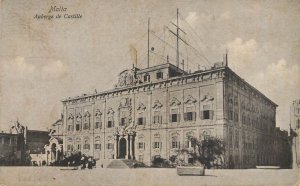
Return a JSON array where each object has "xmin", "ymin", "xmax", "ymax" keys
[{"xmin": 0, "ymin": 0, "xmax": 299, "ymax": 131}]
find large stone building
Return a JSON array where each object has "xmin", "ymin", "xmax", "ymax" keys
[{"xmin": 61, "ymin": 56, "xmax": 279, "ymax": 168}]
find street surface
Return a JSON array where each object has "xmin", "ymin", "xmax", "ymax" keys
[{"xmin": 0, "ymin": 166, "xmax": 298, "ymax": 186}]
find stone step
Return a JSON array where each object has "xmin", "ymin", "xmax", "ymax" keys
[{"xmin": 106, "ymin": 159, "xmax": 137, "ymax": 169}]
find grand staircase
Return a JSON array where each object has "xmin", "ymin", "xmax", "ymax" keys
[{"xmin": 106, "ymin": 159, "xmax": 137, "ymax": 169}]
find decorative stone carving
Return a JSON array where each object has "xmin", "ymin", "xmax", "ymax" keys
[
  {"xmin": 68, "ymin": 114, "xmax": 74, "ymax": 119},
  {"xmin": 200, "ymin": 94, "xmax": 214, "ymax": 102},
  {"xmin": 169, "ymin": 97, "xmax": 181, "ymax": 106},
  {"xmin": 76, "ymin": 113, "xmax": 82, "ymax": 118},
  {"xmin": 95, "ymin": 109, "xmax": 102, "ymax": 116},
  {"xmin": 152, "ymin": 100, "xmax": 163, "ymax": 109},
  {"xmin": 184, "ymin": 95, "xmax": 197, "ymax": 104},
  {"xmin": 107, "ymin": 108, "xmax": 114, "ymax": 115},
  {"xmin": 137, "ymin": 103, "xmax": 146, "ymax": 111}
]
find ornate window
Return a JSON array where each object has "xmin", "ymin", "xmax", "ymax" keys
[
  {"xmin": 201, "ymin": 104, "xmax": 213, "ymax": 120},
  {"xmin": 95, "ymin": 136, "xmax": 101, "ymax": 150},
  {"xmin": 170, "ymin": 108, "xmax": 179, "ymax": 122},
  {"xmin": 83, "ymin": 111, "xmax": 90, "ymax": 130},
  {"xmin": 67, "ymin": 114, "xmax": 74, "ymax": 131},
  {"xmin": 75, "ymin": 137, "xmax": 81, "ymax": 151},
  {"xmin": 185, "ymin": 131, "xmax": 196, "ymax": 148},
  {"xmin": 95, "ymin": 110, "xmax": 102, "ymax": 129},
  {"xmin": 152, "ymin": 134, "xmax": 161, "ymax": 149},
  {"xmin": 119, "ymin": 110, "xmax": 127, "ymax": 126},
  {"xmin": 184, "ymin": 95, "xmax": 197, "ymax": 121},
  {"xmin": 200, "ymin": 94, "xmax": 214, "ymax": 120},
  {"xmin": 137, "ymin": 112, "xmax": 146, "ymax": 125},
  {"xmin": 107, "ymin": 108, "xmax": 115, "ymax": 128},
  {"xmin": 75, "ymin": 113, "xmax": 82, "ymax": 131},
  {"xmin": 153, "ymin": 100, "xmax": 163, "ymax": 124},
  {"xmin": 153, "ymin": 111, "xmax": 162, "ymax": 124},
  {"xmin": 171, "ymin": 135, "xmax": 180, "ymax": 149},
  {"xmin": 83, "ymin": 137, "xmax": 90, "ymax": 150}
]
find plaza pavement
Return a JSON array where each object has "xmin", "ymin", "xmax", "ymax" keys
[{"xmin": 0, "ymin": 166, "xmax": 299, "ymax": 186}]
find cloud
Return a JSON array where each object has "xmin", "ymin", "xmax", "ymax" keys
[
  {"xmin": 1, "ymin": 57, "xmax": 68, "ymax": 80},
  {"xmin": 41, "ymin": 60, "xmax": 68, "ymax": 79},
  {"xmin": 226, "ymin": 38, "xmax": 258, "ymax": 74},
  {"xmin": 185, "ymin": 12, "xmax": 199, "ymax": 27}
]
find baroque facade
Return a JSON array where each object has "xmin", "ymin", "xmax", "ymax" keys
[{"xmin": 62, "ymin": 60, "xmax": 278, "ymax": 168}]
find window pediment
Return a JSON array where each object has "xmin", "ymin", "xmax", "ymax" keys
[
  {"xmin": 152, "ymin": 100, "xmax": 163, "ymax": 110},
  {"xmin": 169, "ymin": 97, "xmax": 181, "ymax": 106},
  {"xmin": 184, "ymin": 95, "xmax": 197, "ymax": 104},
  {"xmin": 84, "ymin": 111, "xmax": 90, "ymax": 117},
  {"xmin": 95, "ymin": 109, "xmax": 102, "ymax": 116},
  {"xmin": 68, "ymin": 114, "xmax": 74, "ymax": 120},
  {"xmin": 201, "ymin": 94, "xmax": 214, "ymax": 102},
  {"xmin": 76, "ymin": 113, "xmax": 82, "ymax": 118},
  {"xmin": 137, "ymin": 103, "xmax": 146, "ymax": 111},
  {"xmin": 107, "ymin": 108, "xmax": 114, "ymax": 115}
]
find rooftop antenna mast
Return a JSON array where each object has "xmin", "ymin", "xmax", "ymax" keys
[
  {"xmin": 147, "ymin": 18, "xmax": 150, "ymax": 68},
  {"xmin": 169, "ymin": 9, "xmax": 188, "ymax": 69}
]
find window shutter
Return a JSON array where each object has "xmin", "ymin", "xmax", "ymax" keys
[
  {"xmin": 144, "ymin": 142, "xmax": 145, "ymax": 150},
  {"xmin": 152, "ymin": 142, "xmax": 155, "ymax": 148},
  {"xmin": 160, "ymin": 116, "xmax": 162, "ymax": 124},
  {"xmin": 160, "ymin": 142, "xmax": 162, "ymax": 148},
  {"xmin": 178, "ymin": 114, "xmax": 180, "ymax": 122},
  {"xmin": 178, "ymin": 141, "xmax": 180, "ymax": 149},
  {"xmin": 169, "ymin": 114, "xmax": 172, "ymax": 122},
  {"xmin": 143, "ymin": 117, "xmax": 146, "ymax": 125},
  {"xmin": 193, "ymin": 112, "xmax": 196, "ymax": 121},
  {"xmin": 200, "ymin": 111, "xmax": 204, "ymax": 120},
  {"xmin": 210, "ymin": 110, "xmax": 214, "ymax": 120},
  {"xmin": 184, "ymin": 113, "xmax": 187, "ymax": 121}
]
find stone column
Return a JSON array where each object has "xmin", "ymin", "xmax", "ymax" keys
[
  {"xmin": 128, "ymin": 135, "xmax": 131, "ymax": 159},
  {"xmin": 129, "ymin": 135, "xmax": 133, "ymax": 160},
  {"xmin": 114, "ymin": 135, "xmax": 118, "ymax": 159}
]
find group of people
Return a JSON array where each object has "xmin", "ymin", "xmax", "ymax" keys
[{"xmin": 80, "ymin": 156, "xmax": 96, "ymax": 169}]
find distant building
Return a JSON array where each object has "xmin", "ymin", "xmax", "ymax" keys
[
  {"xmin": 0, "ymin": 132, "xmax": 21, "ymax": 165},
  {"xmin": 291, "ymin": 99, "xmax": 300, "ymax": 167},
  {"xmin": 0, "ymin": 121, "xmax": 49, "ymax": 165},
  {"xmin": 60, "ymin": 59, "xmax": 280, "ymax": 168},
  {"xmin": 274, "ymin": 128, "xmax": 291, "ymax": 168},
  {"xmin": 44, "ymin": 117, "xmax": 64, "ymax": 165}
]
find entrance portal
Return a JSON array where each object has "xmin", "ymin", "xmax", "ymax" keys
[{"xmin": 119, "ymin": 138, "xmax": 127, "ymax": 159}]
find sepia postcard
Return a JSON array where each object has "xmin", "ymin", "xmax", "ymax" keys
[{"xmin": 0, "ymin": 0, "xmax": 299, "ymax": 186}]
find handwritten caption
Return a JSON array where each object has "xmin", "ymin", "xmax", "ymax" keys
[{"xmin": 34, "ymin": 6, "xmax": 82, "ymax": 20}]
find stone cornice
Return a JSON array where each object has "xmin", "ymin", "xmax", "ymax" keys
[{"xmin": 62, "ymin": 67, "xmax": 226, "ymax": 105}]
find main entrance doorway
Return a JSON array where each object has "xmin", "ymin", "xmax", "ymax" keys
[{"xmin": 119, "ymin": 138, "xmax": 127, "ymax": 159}]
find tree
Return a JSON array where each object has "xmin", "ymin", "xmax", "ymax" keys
[{"xmin": 176, "ymin": 136, "xmax": 225, "ymax": 169}]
